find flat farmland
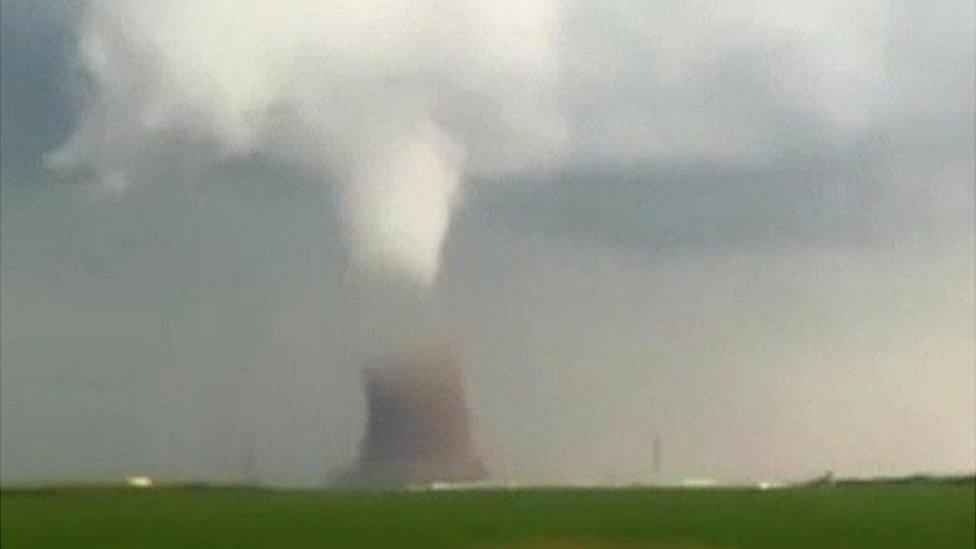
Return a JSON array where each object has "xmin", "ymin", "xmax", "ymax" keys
[{"xmin": 2, "ymin": 482, "xmax": 973, "ymax": 548}]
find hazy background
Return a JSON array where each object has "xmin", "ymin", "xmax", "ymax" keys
[{"xmin": 1, "ymin": 0, "xmax": 973, "ymax": 486}]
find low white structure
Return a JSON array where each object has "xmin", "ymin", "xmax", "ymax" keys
[{"xmin": 126, "ymin": 476, "xmax": 153, "ymax": 488}]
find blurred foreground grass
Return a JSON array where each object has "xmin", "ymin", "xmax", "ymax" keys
[{"xmin": 2, "ymin": 481, "xmax": 973, "ymax": 547}]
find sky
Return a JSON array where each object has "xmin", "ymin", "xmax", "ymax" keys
[{"xmin": 0, "ymin": 0, "xmax": 973, "ymax": 486}]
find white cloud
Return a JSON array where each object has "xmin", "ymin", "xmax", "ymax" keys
[{"xmin": 48, "ymin": 0, "xmax": 972, "ymax": 282}]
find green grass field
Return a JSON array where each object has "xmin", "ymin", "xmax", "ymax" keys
[{"xmin": 2, "ymin": 482, "xmax": 973, "ymax": 548}]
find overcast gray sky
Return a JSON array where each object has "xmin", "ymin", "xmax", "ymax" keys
[{"xmin": 1, "ymin": 0, "xmax": 973, "ymax": 486}]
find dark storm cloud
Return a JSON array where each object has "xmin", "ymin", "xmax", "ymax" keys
[
  {"xmin": 463, "ymin": 159, "xmax": 877, "ymax": 257},
  {"xmin": 0, "ymin": 1, "xmax": 79, "ymax": 178}
]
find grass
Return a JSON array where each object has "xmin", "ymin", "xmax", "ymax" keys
[{"xmin": 2, "ymin": 481, "xmax": 973, "ymax": 547}]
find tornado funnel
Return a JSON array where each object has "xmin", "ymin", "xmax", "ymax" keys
[{"xmin": 341, "ymin": 353, "xmax": 487, "ymax": 486}]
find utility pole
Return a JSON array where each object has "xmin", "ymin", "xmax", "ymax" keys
[
  {"xmin": 653, "ymin": 434, "xmax": 662, "ymax": 478},
  {"xmin": 243, "ymin": 428, "xmax": 258, "ymax": 486}
]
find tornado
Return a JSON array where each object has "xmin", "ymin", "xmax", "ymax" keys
[{"xmin": 340, "ymin": 352, "xmax": 487, "ymax": 487}]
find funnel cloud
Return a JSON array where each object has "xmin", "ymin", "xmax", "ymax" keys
[{"xmin": 48, "ymin": 0, "xmax": 564, "ymax": 285}]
